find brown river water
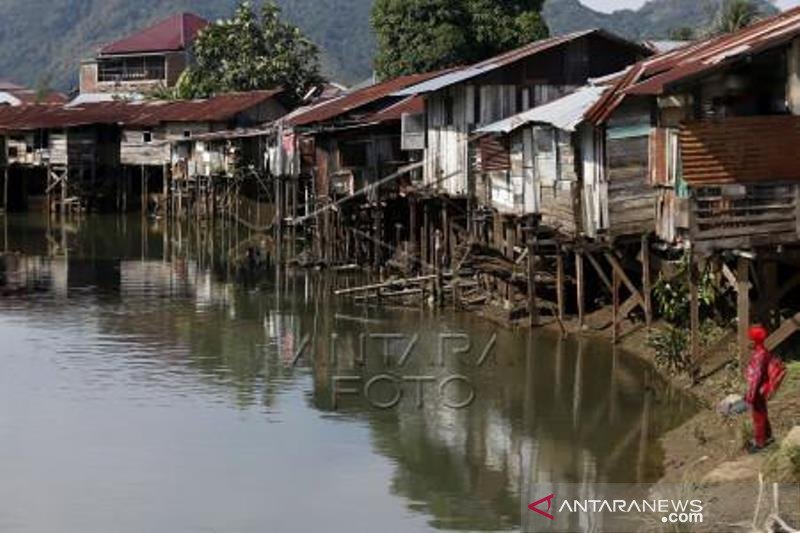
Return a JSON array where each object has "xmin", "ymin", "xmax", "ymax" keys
[{"xmin": 0, "ymin": 214, "xmax": 696, "ymax": 532}]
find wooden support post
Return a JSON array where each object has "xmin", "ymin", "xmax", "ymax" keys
[
  {"xmin": 737, "ymin": 256, "xmax": 751, "ymax": 371},
  {"xmin": 162, "ymin": 164, "xmax": 169, "ymax": 218},
  {"xmin": 586, "ymin": 252, "xmax": 613, "ymax": 293},
  {"xmin": 2, "ymin": 167, "xmax": 8, "ymax": 212},
  {"xmin": 556, "ymin": 245, "xmax": 565, "ymax": 324},
  {"xmin": 434, "ymin": 229, "xmax": 443, "ymax": 307},
  {"xmin": 642, "ymin": 235, "xmax": 653, "ymax": 328},
  {"xmin": 612, "ymin": 263, "xmax": 620, "ymax": 344},
  {"xmin": 141, "ymin": 165, "xmax": 146, "ymax": 215},
  {"xmin": 761, "ymin": 259, "xmax": 778, "ymax": 323},
  {"xmin": 527, "ymin": 229, "xmax": 540, "ymax": 327},
  {"xmin": 409, "ymin": 195, "xmax": 418, "ymax": 271},
  {"xmin": 442, "ymin": 202, "xmax": 450, "ymax": 267},
  {"xmin": 422, "ymin": 201, "xmax": 430, "ymax": 272},
  {"xmin": 689, "ymin": 249, "xmax": 700, "ymax": 363},
  {"xmin": 60, "ymin": 168, "xmax": 67, "ymax": 220},
  {"xmin": 576, "ymin": 249, "xmax": 585, "ymax": 330}
]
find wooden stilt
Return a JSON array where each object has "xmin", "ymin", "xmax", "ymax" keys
[
  {"xmin": 442, "ymin": 202, "xmax": 450, "ymax": 267},
  {"xmin": 141, "ymin": 165, "xmax": 146, "ymax": 214},
  {"xmin": 3, "ymin": 167, "xmax": 8, "ymax": 212},
  {"xmin": 162, "ymin": 164, "xmax": 169, "ymax": 218},
  {"xmin": 434, "ymin": 229, "xmax": 443, "ymax": 306},
  {"xmin": 60, "ymin": 167, "xmax": 67, "ymax": 220},
  {"xmin": 409, "ymin": 195, "xmax": 418, "ymax": 271},
  {"xmin": 612, "ymin": 263, "xmax": 620, "ymax": 344},
  {"xmin": 422, "ymin": 201, "xmax": 430, "ymax": 272},
  {"xmin": 642, "ymin": 234, "xmax": 653, "ymax": 328},
  {"xmin": 689, "ymin": 248, "xmax": 700, "ymax": 363},
  {"xmin": 556, "ymin": 245, "xmax": 565, "ymax": 323},
  {"xmin": 527, "ymin": 228, "xmax": 540, "ymax": 327},
  {"xmin": 576, "ymin": 249, "xmax": 585, "ymax": 330},
  {"xmin": 737, "ymin": 255, "xmax": 751, "ymax": 371}
]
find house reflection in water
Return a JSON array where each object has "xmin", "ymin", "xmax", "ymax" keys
[{"xmin": 0, "ymin": 214, "xmax": 695, "ymax": 532}]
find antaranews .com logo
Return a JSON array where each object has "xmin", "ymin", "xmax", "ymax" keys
[{"xmin": 524, "ymin": 485, "xmax": 705, "ymax": 533}]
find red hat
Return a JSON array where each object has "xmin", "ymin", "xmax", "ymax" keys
[{"xmin": 749, "ymin": 325, "xmax": 768, "ymax": 344}]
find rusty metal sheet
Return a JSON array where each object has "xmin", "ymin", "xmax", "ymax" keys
[
  {"xmin": 680, "ymin": 115, "xmax": 800, "ymax": 185},
  {"xmin": 587, "ymin": 6, "xmax": 800, "ymax": 123},
  {"xmin": 478, "ymin": 135, "xmax": 511, "ymax": 172},
  {"xmin": 0, "ymin": 90, "xmax": 283, "ymax": 132},
  {"xmin": 288, "ymin": 72, "xmax": 447, "ymax": 127}
]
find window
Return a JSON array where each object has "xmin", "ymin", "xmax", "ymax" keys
[
  {"xmin": 183, "ymin": 130, "xmax": 192, "ymax": 139},
  {"xmin": 142, "ymin": 130, "xmax": 152, "ymax": 143},
  {"xmin": 33, "ymin": 129, "xmax": 49, "ymax": 150},
  {"xmin": 98, "ymin": 55, "xmax": 166, "ymax": 82}
]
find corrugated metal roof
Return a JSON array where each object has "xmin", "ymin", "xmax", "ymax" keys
[
  {"xmin": 584, "ymin": 63, "xmax": 647, "ymax": 124},
  {"xmin": 287, "ymin": 70, "xmax": 446, "ymax": 127},
  {"xmin": 0, "ymin": 90, "xmax": 282, "ymax": 132},
  {"xmin": 186, "ymin": 127, "xmax": 274, "ymax": 142},
  {"xmin": 0, "ymin": 79, "xmax": 67, "ymax": 105},
  {"xmin": 101, "ymin": 13, "xmax": 208, "ymax": 55},
  {"xmin": 393, "ymin": 29, "xmax": 646, "ymax": 97},
  {"xmin": 362, "ymin": 95, "xmax": 425, "ymax": 124},
  {"xmin": 476, "ymin": 86, "xmax": 608, "ymax": 134},
  {"xmin": 626, "ymin": 6, "xmax": 800, "ymax": 96},
  {"xmin": 642, "ymin": 40, "xmax": 690, "ymax": 53}
]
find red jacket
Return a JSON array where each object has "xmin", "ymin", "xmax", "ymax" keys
[{"xmin": 745, "ymin": 346, "xmax": 772, "ymax": 405}]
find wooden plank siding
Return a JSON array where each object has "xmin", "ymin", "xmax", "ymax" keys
[
  {"xmin": 606, "ymin": 135, "xmax": 656, "ymax": 237},
  {"xmin": 690, "ymin": 183, "xmax": 800, "ymax": 251}
]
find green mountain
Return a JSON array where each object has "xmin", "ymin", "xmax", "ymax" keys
[
  {"xmin": 543, "ymin": 0, "xmax": 779, "ymax": 41},
  {"xmin": 0, "ymin": 0, "xmax": 784, "ymax": 93}
]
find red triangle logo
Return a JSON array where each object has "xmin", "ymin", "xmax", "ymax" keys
[{"xmin": 528, "ymin": 494, "xmax": 555, "ymax": 520}]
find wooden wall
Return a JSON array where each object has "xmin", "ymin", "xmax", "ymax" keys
[{"xmin": 605, "ymin": 99, "xmax": 656, "ymax": 237}]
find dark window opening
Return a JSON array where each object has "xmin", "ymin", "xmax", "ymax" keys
[
  {"xmin": 183, "ymin": 130, "xmax": 192, "ymax": 139},
  {"xmin": 444, "ymin": 93, "xmax": 454, "ymax": 126},
  {"xmin": 33, "ymin": 130, "xmax": 49, "ymax": 150},
  {"xmin": 142, "ymin": 131, "xmax": 152, "ymax": 143},
  {"xmin": 98, "ymin": 55, "xmax": 166, "ymax": 82},
  {"xmin": 340, "ymin": 142, "xmax": 369, "ymax": 168}
]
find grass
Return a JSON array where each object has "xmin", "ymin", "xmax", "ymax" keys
[
  {"xmin": 777, "ymin": 362, "xmax": 800, "ymax": 398},
  {"xmin": 763, "ymin": 444, "xmax": 800, "ymax": 483}
]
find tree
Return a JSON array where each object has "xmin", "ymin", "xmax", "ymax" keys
[
  {"xmin": 714, "ymin": 0, "xmax": 762, "ymax": 35},
  {"xmin": 372, "ymin": 0, "xmax": 549, "ymax": 80},
  {"xmin": 173, "ymin": 1, "xmax": 322, "ymax": 102},
  {"xmin": 669, "ymin": 27, "xmax": 696, "ymax": 41}
]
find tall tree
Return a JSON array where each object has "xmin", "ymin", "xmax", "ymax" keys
[
  {"xmin": 372, "ymin": 0, "xmax": 549, "ymax": 80},
  {"xmin": 714, "ymin": 0, "xmax": 762, "ymax": 34},
  {"xmin": 173, "ymin": 1, "xmax": 322, "ymax": 102}
]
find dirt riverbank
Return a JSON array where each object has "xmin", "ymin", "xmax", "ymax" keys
[{"xmin": 540, "ymin": 314, "xmax": 800, "ymax": 531}]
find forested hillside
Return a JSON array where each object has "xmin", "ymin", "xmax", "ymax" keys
[
  {"xmin": 543, "ymin": 0, "xmax": 778, "ymax": 41},
  {"xmin": 0, "ymin": 0, "xmax": 375, "ymax": 91},
  {"xmin": 0, "ymin": 0, "xmax": 784, "ymax": 92}
]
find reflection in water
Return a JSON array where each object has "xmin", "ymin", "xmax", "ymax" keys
[{"xmin": 0, "ymin": 214, "xmax": 695, "ymax": 532}]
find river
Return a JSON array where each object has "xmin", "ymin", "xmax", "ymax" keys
[{"xmin": 0, "ymin": 214, "xmax": 695, "ymax": 532}]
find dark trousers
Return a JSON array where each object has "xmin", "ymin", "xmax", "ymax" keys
[{"xmin": 751, "ymin": 395, "xmax": 772, "ymax": 447}]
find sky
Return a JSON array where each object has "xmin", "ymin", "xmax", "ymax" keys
[{"xmin": 580, "ymin": 0, "xmax": 800, "ymax": 11}]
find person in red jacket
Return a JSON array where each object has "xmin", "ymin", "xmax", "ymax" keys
[{"xmin": 745, "ymin": 325, "xmax": 774, "ymax": 452}]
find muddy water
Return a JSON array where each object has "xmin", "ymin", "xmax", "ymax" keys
[{"xmin": 0, "ymin": 214, "xmax": 695, "ymax": 532}]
